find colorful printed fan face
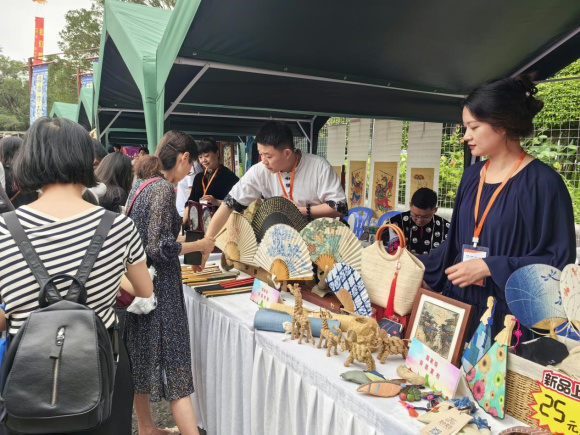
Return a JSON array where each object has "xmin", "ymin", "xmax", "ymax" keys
[
  {"xmin": 215, "ymin": 212, "xmax": 258, "ymax": 265},
  {"xmin": 466, "ymin": 315, "xmax": 515, "ymax": 419},
  {"xmin": 300, "ymin": 218, "xmax": 362, "ymax": 273},
  {"xmin": 251, "ymin": 197, "xmax": 308, "ymax": 242},
  {"xmin": 505, "ymin": 264, "xmax": 567, "ymax": 333},
  {"xmin": 559, "ymin": 264, "xmax": 580, "ymax": 333},
  {"xmin": 253, "ymin": 224, "xmax": 313, "ymax": 281},
  {"xmin": 462, "ymin": 297, "xmax": 496, "ymax": 373},
  {"xmin": 326, "ymin": 263, "xmax": 371, "ymax": 316}
]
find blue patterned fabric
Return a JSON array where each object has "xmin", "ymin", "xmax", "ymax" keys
[{"xmin": 326, "ymin": 263, "xmax": 372, "ymax": 316}]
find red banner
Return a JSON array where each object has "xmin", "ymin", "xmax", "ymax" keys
[{"xmin": 33, "ymin": 17, "xmax": 44, "ymax": 65}]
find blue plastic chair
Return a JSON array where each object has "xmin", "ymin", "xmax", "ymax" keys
[
  {"xmin": 347, "ymin": 207, "xmax": 373, "ymax": 238},
  {"xmin": 376, "ymin": 210, "xmax": 402, "ymax": 227}
]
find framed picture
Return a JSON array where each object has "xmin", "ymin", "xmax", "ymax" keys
[
  {"xmin": 221, "ymin": 143, "xmax": 235, "ymax": 171},
  {"xmin": 405, "ymin": 288, "xmax": 473, "ymax": 367}
]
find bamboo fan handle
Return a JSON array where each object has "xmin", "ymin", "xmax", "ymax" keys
[{"xmin": 375, "ymin": 224, "xmax": 406, "ymax": 248}]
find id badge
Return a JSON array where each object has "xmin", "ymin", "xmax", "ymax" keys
[{"xmin": 461, "ymin": 244, "xmax": 489, "ymax": 287}]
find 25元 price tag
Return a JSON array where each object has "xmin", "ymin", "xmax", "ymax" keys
[{"xmin": 529, "ymin": 370, "xmax": 580, "ymax": 434}]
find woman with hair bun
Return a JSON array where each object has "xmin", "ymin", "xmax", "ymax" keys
[
  {"xmin": 124, "ymin": 131, "xmax": 214, "ymax": 435},
  {"xmin": 420, "ymin": 74, "xmax": 576, "ymax": 338}
]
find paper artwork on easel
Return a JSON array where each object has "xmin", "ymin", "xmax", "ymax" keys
[
  {"xmin": 348, "ymin": 161, "xmax": 366, "ymax": 209},
  {"xmin": 409, "ymin": 168, "xmax": 435, "ymax": 198},
  {"xmin": 370, "ymin": 161, "xmax": 398, "ymax": 215}
]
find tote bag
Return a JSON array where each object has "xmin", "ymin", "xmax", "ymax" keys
[{"xmin": 361, "ymin": 224, "xmax": 425, "ymax": 317}]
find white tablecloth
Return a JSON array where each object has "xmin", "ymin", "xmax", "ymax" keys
[
  {"xmin": 183, "ymin": 263, "xmax": 258, "ymax": 435},
  {"xmin": 183, "ymin": 268, "xmax": 526, "ymax": 435}
]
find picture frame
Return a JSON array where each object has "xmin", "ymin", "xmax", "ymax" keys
[{"xmin": 405, "ymin": 288, "xmax": 473, "ymax": 367}]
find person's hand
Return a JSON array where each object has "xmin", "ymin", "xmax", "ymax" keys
[
  {"xmin": 197, "ymin": 236, "xmax": 215, "ymax": 254},
  {"xmin": 200, "ymin": 195, "xmax": 220, "ymax": 206},
  {"xmin": 176, "ymin": 234, "xmax": 186, "ymax": 243},
  {"xmin": 195, "ymin": 251, "xmax": 211, "ymax": 272},
  {"xmin": 445, "ymin": 259, "xmax": 490, "ymax": 288}
]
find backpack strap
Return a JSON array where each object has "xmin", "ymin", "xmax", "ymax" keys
[
  {"xmin": 125, "ymin": 177, "xmax": 162, "ymax": 217},
  {"xmin": 4, "ymin": 210, "xmax": 117, "ymax": 306}
]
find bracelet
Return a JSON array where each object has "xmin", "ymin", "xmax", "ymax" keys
[{"xmin": 306, "ymin": 204, "xmax": 312, "ymax": 222}]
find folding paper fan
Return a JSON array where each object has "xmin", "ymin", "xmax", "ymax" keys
[
  {"xmin": 300, "ymin": 218, "xmax": 363, "ymax": 273},
  {"xmin": 462, "ymin": 297, "xmax": 496, "ymax": 373},
  {"xmin": 215, "ymin": 212, "xmax": 258, "ymax": 265},
  {"xmin": 505, "ymin": 264, "xmax": 567, "ymax": 336},
  {"xmin": 559, "ymin": 264, "xmax": 580, "ymax": 332},
  {"xmin": 251, "ymin": 197, "xmax": 308, "ymax": 242},
  {"xmin": 326, "ymin": 263, "xmax": 371, "ymax": 316},
  {"xmin": 467, "ymin": 315, "xmax": 516, "ymax": 419},
  {"xmin": 253, "ymin": 224, "xmax": 313, "ymax": 281}
]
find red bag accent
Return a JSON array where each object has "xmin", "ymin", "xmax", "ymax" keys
[
  {"xmin": 116, "ymin": 288, "xmax": 135, "ymax": 307},
  {"xmin": 126, "ymin": 177, "xmax": 162, "ymax": 216},
  {"xmin": 385, "ymin": 269, "xmax": 399, "ymax": 318}
]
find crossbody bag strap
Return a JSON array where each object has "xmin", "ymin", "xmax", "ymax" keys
[{"xmin": 126, "ymin": 177, "xmax": 162, "ymax": 217}]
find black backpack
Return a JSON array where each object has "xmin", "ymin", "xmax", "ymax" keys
[{"xmin": 0, "ymin": 210, "xmax": 118, "ymax": 434}]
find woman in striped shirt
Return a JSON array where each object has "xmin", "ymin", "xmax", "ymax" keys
[{"xmin": 0, "ymin": 117, "xmax": 153, "ymax": 434}]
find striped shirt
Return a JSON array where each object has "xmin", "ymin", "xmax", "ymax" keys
[{"xmin": 0, "ymin": 206, "xmax": 146, "ymax": 335}]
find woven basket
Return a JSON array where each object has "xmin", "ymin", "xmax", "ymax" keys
[
  {"xmin": 360, "ymin": 224, "xmax": 425, "ymax": 316},
  {"xmin": 505, "ymin": 336, "xmax": 579, "ymax": 425}
]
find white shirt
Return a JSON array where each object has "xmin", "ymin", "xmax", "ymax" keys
[
  {"xmin": 175, "ymin": 161, "xmax": 203, "ymax": 217},
  {"xmin": 228, "ymin": 153, "xmax": 346, "ymax": 210},
  {"xmin": 0, "ymin": 162, "xmax": 4, "ymax": 189}
]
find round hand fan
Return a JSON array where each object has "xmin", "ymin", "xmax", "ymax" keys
[
  {"xmin": 505, "ymin": 264, "xmax": 567, "ymax": 335},
  {"xmin": 215, "ymin": 212, "xmax": 258, "ymax": 265},
  {"xmin": 326, "ymin": 263, "xmax": 371, "ymax": 316},
  {"xmin": 253, "ymin": 224, "xmax": 313, "ymax": 281},
  {"xmin": 300, "ymin": 218, "xmax": 362, "ymax": 274},
  {"xmin": 560, "ymin": 264, "xmax": 580, "ymax": 331},
  {"xmin": 251, "ymin": 197, "xmax": 308, "ymax": 242}
]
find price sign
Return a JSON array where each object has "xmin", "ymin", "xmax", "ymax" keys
[{"xmin": 529, "ymin": 370, "xmax": 580, "ymax": 434}]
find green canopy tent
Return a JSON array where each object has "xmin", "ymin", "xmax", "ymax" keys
[
  {"xmin": 94, "ymin": 0, "xmax": 327, "ymax": 151},
  {"xmin": 156, "ymin": 0, "xmax": 580, "ymax": 154},
  {"xmin": 49, "ymin": 102, "xmax": 78, "ymax": 122},
  {"xmin": 76, "ymin": 87, "xmax": 94, "ymax": 131}
]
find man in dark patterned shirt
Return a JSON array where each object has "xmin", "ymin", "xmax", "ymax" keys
[{"xmin": 382, "ymin": 188, "xmax": 450, "ymax": 255}]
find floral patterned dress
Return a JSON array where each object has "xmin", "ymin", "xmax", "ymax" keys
[{"xmin": 124, "ymin": 175, "xmax": 194, "ymax": 402}]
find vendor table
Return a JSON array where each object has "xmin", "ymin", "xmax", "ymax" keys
[{"xmin": 183, "ymin": 271, "xmax": 526, "ymax": 435}]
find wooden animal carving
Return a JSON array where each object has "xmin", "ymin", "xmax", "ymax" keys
[
  {"xmin": 317, "ymin": 309, "xmax": 343, "ymax": 357},
  {"xmin": 377, "ymin": 329, "xmax": 409, "ymax": 364},
  {"xmin": 288, "ymin": 283, "xmax": 314, "ymax": 345},
  {"xmin": 341, "ymin": 330, "xmax": 376, "ymax": 371}
]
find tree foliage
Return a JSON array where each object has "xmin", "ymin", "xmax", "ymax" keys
[{"xmin": 0, "ymin": 51, "xmax": 29, "ymax": 131}]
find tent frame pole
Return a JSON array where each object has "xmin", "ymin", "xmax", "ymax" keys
[
  {"xmin": 100, "ymin": 110, "xmax": 124, "ymax": 139},
  {"xmin": 511, "ymin": 25, "xmax": 580, "ymax": 78},
  {"xmin": 296, "ymin": 122, "xmax": 311, "ymax": 146},
  {"xmin": 164, "ymin": 63, "xmax": 210, "ymax": 120},
  {"xmin": 174, "ymin": 57, "xmax": 465, "ymax": 99}
]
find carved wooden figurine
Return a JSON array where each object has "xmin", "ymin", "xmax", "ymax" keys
[
  {"xmin": 341, "ymin": 330, "xmax": 376, "ymax": 371},
  {"xmin": 288, "ymin": 283, "xmax": 315, "ymax": 345},
  {"xmin": 376, "ymin": 329, "xmax": 409, "ymax": 364},
  {"xmin": 317, "ymin": 309, "xmax": 343, "ymax": 357}
]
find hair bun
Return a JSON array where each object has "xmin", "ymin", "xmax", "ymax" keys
[{"xmin": 514, "ymin": 74, "xmax": 538, "ymax": 97}]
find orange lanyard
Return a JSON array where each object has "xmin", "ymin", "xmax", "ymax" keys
[
  {"xmin": 276, "ymin": 155, "xmax": 299, "ymax": 201},
  {"xmin": 473, "ymin": 151, "xmax": 525, "ymax": 246},
  {"xmin": 202, "ymin": 167, "xmax": 219, "ymax": 196}
]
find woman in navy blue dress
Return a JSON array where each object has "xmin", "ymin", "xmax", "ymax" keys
[{"xmin": 420, "ymin": 75, "xmax": 576, "ymax": 338}]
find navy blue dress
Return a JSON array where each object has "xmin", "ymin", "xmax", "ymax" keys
[{"xmin": 420, "ymin": 159, "xmax": 576, "ymax": 339}]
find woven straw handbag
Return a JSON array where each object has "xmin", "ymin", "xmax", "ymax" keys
[{"xmin": 360, "ymin": 224, "xmax": 425, "ymax": 317}]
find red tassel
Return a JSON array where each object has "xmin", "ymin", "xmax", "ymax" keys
[
  {"xmin": 385, "ymin": 270, "xmax": 398, "ymax": 318},
  {"xmin": 399, "ymin": 401, "xmax": 419, "ymax": 417}
]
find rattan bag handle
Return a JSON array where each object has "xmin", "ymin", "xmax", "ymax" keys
[{"xmin": 375, "ymin": 224, "xmax": 406, "ymax": 249}]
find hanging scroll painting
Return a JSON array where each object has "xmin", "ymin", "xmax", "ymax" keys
[
  {"xmin": 370, "ymin": 161, "xmax": 398, "ymax": 215},
  {"xmin": 409, "ymin": 168, "xmax": 435, "ymax": 199},
  {"xmin": 348, "ymin": 161, "xmax": 367, "ymax": 209}
]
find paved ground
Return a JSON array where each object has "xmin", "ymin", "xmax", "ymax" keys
[{"xmin": 131, "ymin": 401, "xmax": 206, "ymax": 435}]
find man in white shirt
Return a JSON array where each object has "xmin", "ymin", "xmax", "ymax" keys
[
  {"xmin": 176, "ymin": 160, "xmax": 203, "ymax": 217},
  {"xmin": 203, "ymin": 121, "xmax": 347, "ymax": 265}
]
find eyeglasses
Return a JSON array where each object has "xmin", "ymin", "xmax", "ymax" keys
[{"xmin": 410, "ymin": 212, "xmax": 434, "ymax": 221}]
